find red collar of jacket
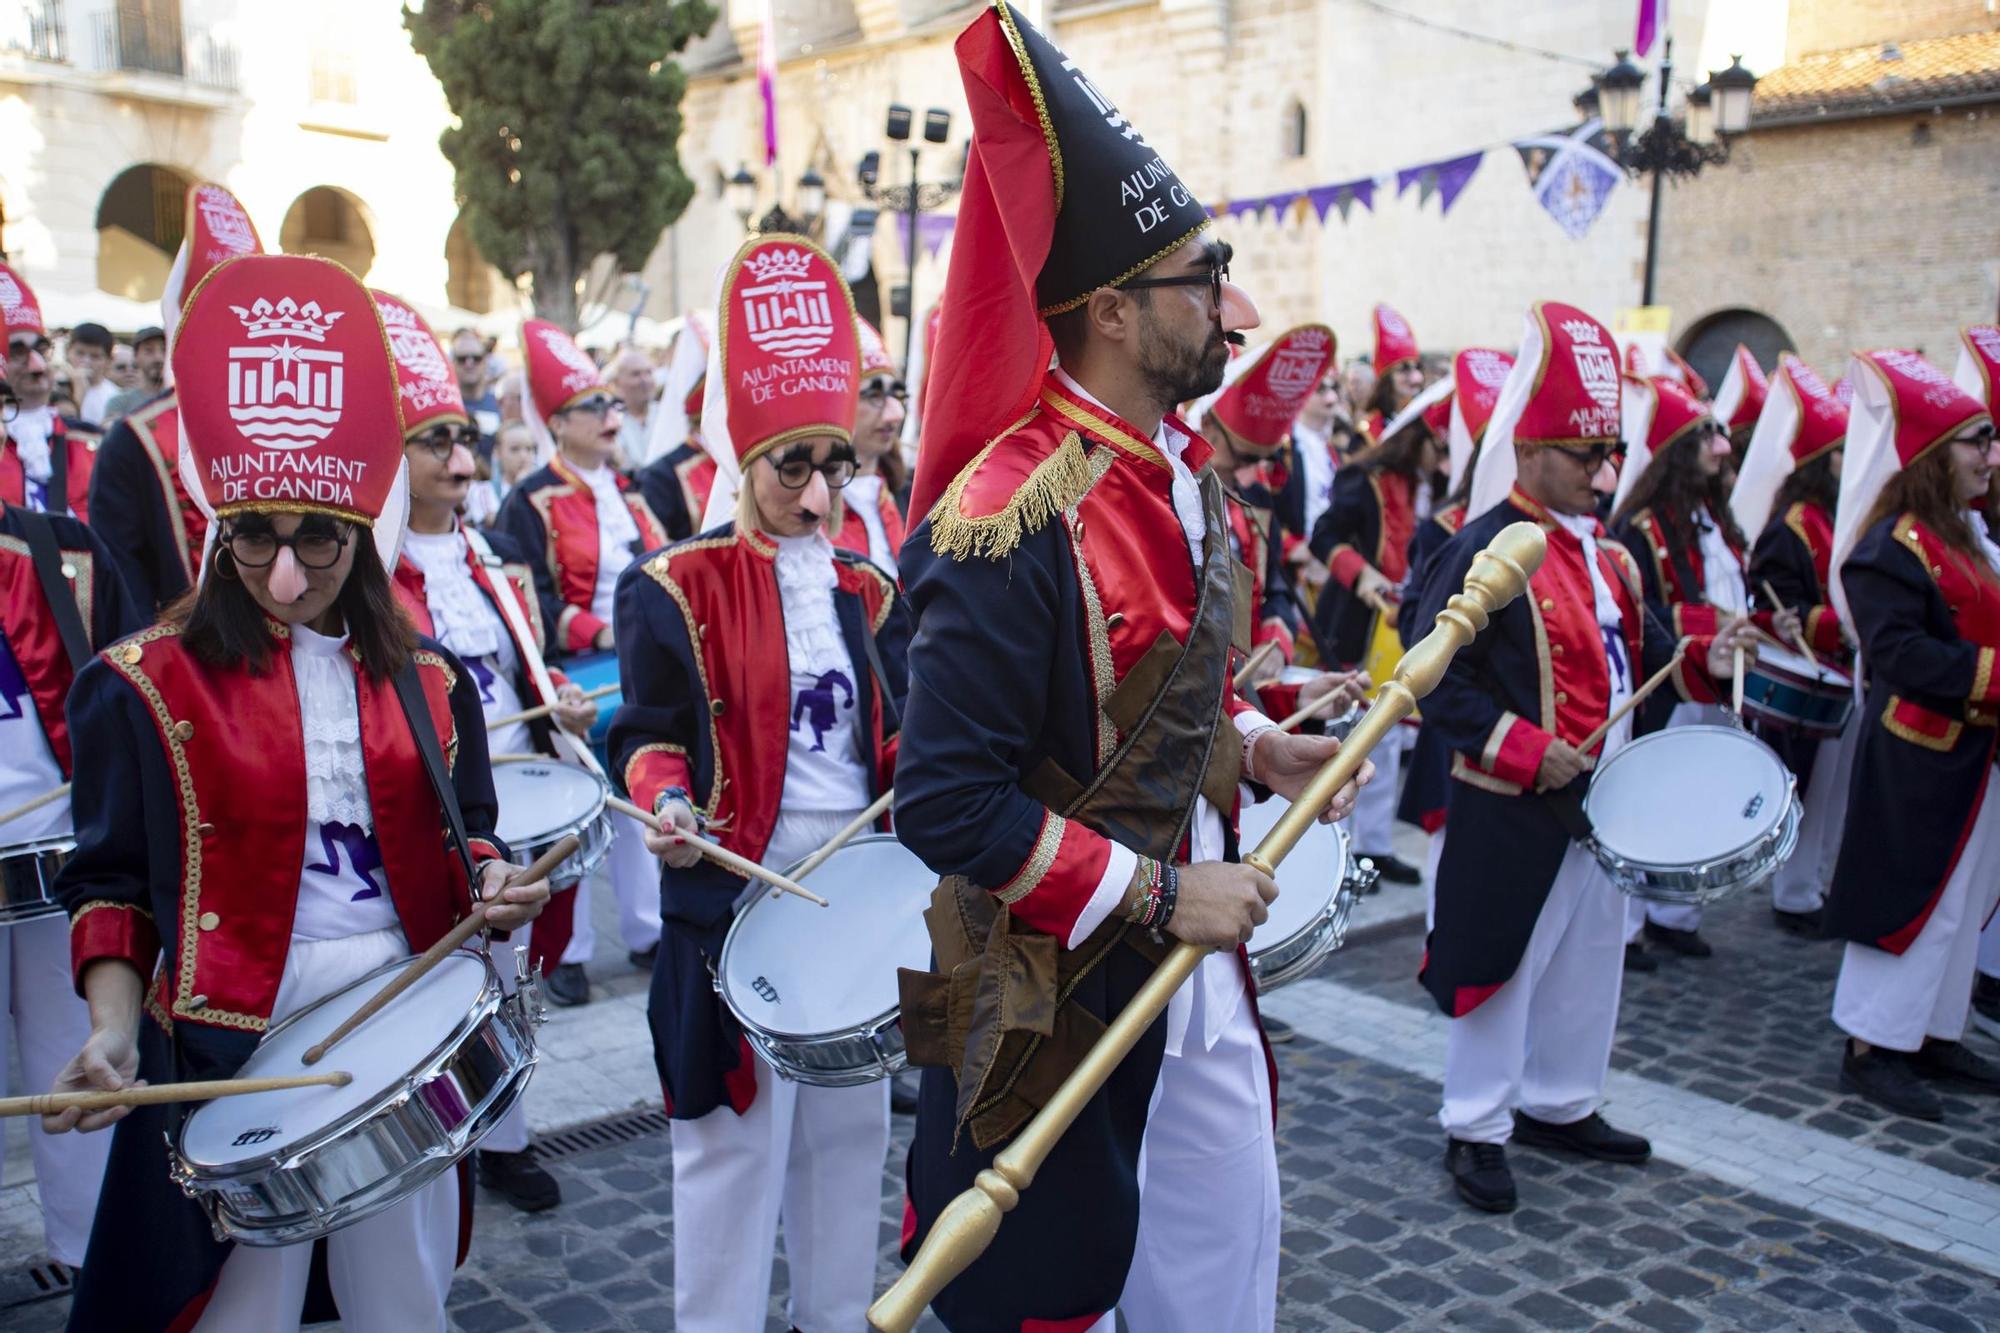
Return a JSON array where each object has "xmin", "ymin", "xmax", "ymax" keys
[
  {"xmin": 0, "ymin": 516, "xmax": 99, "ymax": 773},
  {"xmin": 127, "ymin": 396, "xmax": 206, "ymax": 585},
  {"xmin": 0, "ymin": 421, "xmax": 93, "ymax": 520},
  {"xmin": 391, "ymin": 524, "xmax": 549, "ymax": 705},
  {"xmin": 829, "ymin": 477, "xmax": 907, "ymax": 565},
  {"xmin": 524, "ymin": 456, "xmax": 668, "ymax": 633}
]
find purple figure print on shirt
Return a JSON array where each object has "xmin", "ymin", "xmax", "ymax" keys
[
  {"xmin": 467, "ymin": 655, "xmax": 499, "ymax": 706},
  {"xmin": 791, "ymin": 669, "xmax": 854, "ymax": 754},
  {"xmin": 306, "ymin": 821, "xmax": 388, "ymax": 901},
  {"xmin": 0, "ymin": 629, "xmax": 30, "ymax": 722}
]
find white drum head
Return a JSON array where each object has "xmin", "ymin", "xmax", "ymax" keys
[
  {"xmin": 1587, "ymin": 726, "xmax": 1789, "ymax": 865},
  {"xmin": 181, "ymin": 953, "xmax": 488, "ymax": 1167},
  {"xmin": 1240, "ymin": 798, "xmax": 1349, "ymax": 952},
  {"xmin": 720, "ymin": 835, "xmax": 933, "ymax": 1038},
  {"xmin": 1753, "ymin": 642, "xmax": 1849, "ymax": 687},
  {"xmin": 1277, "ymin": 665, "xmax": 1320, "ymax": 686},
  {"xmin": 492, "ymin": 760, "xmax": 606, "ymax": 846}
]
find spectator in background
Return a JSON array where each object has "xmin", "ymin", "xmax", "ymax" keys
[
  {"xmin": 67, "ymin": 323, "xmax": 116, "ymax": 425},
  {"xmin": 108, "ymin": 343, "xmax": 137, "ymax": 393},
  {"xmin": 608, "ymin": 346, "xmax": 655, "ymax": 470},
  {"xmin": 488, "ymin": 419, "xmax": 536, "ymax": 512},
  {"xmin": 453, "ymin": 328, "xmax": 504, "ymax": 456},
  {"xmin": 102, "ymin": 326, "xmax": 165, "ymax": 420}
]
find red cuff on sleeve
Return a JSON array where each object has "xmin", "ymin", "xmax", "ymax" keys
[
  {"xmin": 624, "ymin": 744, "xmax": 695, "ymax": 818},
  {"xmin": 467, "ymin": 837, "xmax": 506, "ymax": 865},
  {"xmin": 1258, "ymin": 680, "xmax": 1302, "ymax": 722},
  {"xmin": 1327, "ymin": 545, "xmax": 1367, "ymax": 589},
  {"xmin": 1485, "ymin": 712, "xmax": 1555, "ymax": 785},
  {"xmin": 558, "ymin": 605, "xmax": 606, "ymax": 654},
  {"xmin": 547, "ymin": 668, "xmax": 573, "ymax": 691},
  {"xmin": 1257, "ymin": 617, "xmax": 1295, "ymax": 664},
  {"xmin": 1674, "ymin": 636, "xmax": 1719, "ymax": 705},
  {"xmin": 1805, "ymin": 606, "xmax": 1845, "ymax": 657},
  {"xmin": 1673, "ymin": 604, "xmax": 1720, "ymax": 638},
  {"xmin": 995, "ymin": 812, "xmax": 1113, "ymax": 942},
  {"xmin": 69, "ymin": 902, "xmax": 161, "ymax": 998},
  {"xmin": 1974, "ymin": 647, "xmax": 2000, "ymax": 707}
]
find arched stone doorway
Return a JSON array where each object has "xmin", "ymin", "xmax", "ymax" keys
[
  {"xmin": 1678, "ymin": 308, "xmax": 1795, "ymax": 393},
  {"xmin": 445, "ymin": 212, "xmax": 499, "ymax": 315},
  {"xmin": 96, "ymin": 162, "xmax": 195, "ymax": 300},
  {"xmin": 280, "ymin": 187, "xmax": 376, "ymax": 277}
]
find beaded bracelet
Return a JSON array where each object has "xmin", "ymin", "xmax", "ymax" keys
[{"xmin": 1241, "ymin": 723, "xmax": 1279, "ymax": 785}]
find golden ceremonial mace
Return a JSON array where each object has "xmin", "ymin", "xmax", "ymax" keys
[{"xmin": 867, "ymin": 520, "xmax": 1548, "ymax": 1332}]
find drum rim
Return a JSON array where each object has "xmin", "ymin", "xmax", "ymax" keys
[
  {"xmin": 1585, "ymin": 725, "xmax": 1797, "ymax": 866},
  {"xmin": 176, "ymin": 950, "xmax": 506, "ymax": 1172},
  {"xmin": 0, "ymin": 835, "xmax": 77, "ymax": 859},
  {"xmin": 1744, "ymin": 646, "xmax": 1850, "ymax": 689},
  {"xmin": 490, "ymin": 758, "xmax": 610, "ymax": 845}
]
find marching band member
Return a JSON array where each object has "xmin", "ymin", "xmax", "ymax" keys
[
  {"xmin": 832, "ymin": 318, "xmax": 909, "ymax": 577},
  {"xmin": 636, "ymin": 315, "xmax": 718, "ymax": 540},
  {"xmin": 0, "ymin": 345, "xmax": 141, "ymax": 1271},
  {"xmin": 1712, "ymin": 342, "xmax": 1770, "ymax": 465},
  {"xmin": 0, "ymin": 265, "xmax": 93, "ymax": 520},
  {"xmin": 1360, "ymin": 301, "xmax": 1423, "ymax": 445},
  {"xmin": 608, "ymin": 234, "xmax": 911, "ymax": 1331},
  {"xmin": 89, "ymin": 182, "xmax": 260, "ymax": 615},
  {"xmin": 46, "ymin": 254, "xmax": 548, "ymax": 1332},
  {"xmin": 893, "ymin": 9, "xmax": 1366, "ymax": 1327},
  {"xmin": 1432, "ymin": 302, "xmax": 1749, "ymax": 1214},
  {"xmin": 1729, "ymin": 354, "xmax": 1852, "ymax": 933},
  {"xmin": 1823, "ymin": 348, "xmax": 2000, "ymax": 1121},
  {"xmin": 499, "ymin": 321, "xmax": 667, "ymax": 997},
  {"xmin": 379, "ymin": 289, "xmax": 581, "ymax": 1212},
  {"xmin": 1285, "ymin": 366, "xmax": 1345, "ymax": 546}
]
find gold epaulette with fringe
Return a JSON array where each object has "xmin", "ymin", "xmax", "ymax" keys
[{"xmin": 929, "ymin": 427, "xmax": 1093, "ymax": 561}]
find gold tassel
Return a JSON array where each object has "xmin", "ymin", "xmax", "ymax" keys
[{"xmin": 929, "ymin": 431, "xmax": 1093, "ymax": 562}]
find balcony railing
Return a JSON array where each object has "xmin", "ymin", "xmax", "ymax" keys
[
  {"xmin": 85, "ymin": 9, "xmax": 238, "ymax": 91},
  {"xmin": 1, "ymin": 2, "xmax": 69, "ymax": 62}
]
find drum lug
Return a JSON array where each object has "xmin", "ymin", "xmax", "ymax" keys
[{"xmin": 512, "ymin": 945, "xmax": 548, "ymax": 1029}]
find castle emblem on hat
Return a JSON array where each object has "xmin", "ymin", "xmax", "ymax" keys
[
  {"xmin": 1878, "ymin": 347, "xmax": 1964, "ymax": 409},
  {"xmin": 227, "ymin": 297, "xmax": 346, "ymax": 451},
  {"xmin": 0, "ymin": 272, "xmax": 30, "ymax": 328},
  {"xmin": 1462, "ymin": 348, "xmax": 1512, "ymax": 390},
  {"xmin": 740, "ymin": 247, "xmax": 835, "ymax": 360},
  {"xmin": 537, "ymin": 324, "xmax": 600, "ymax": 390},
  {"xmin": 1267, "ymin": 346, "xmax": 1323, "ymax": 397},
  {"xmin": 194, "ymin": 186, "xmax": 257, "ymax": 254},
  {"xmin": 1563, "ymin": 317, "xmax": 1619, "ymax": 412}
]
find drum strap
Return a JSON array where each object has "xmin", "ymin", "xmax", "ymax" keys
[
  {"xmin": 19, "ymin": 508, "xmax": 91, "ymax": 673},
  {"xmin": 391, "ymin": 658, "xmax": 483, "ymax": 909},
  {"xmin": 466, "ymin": 526, "xmax": 602, "ymax": 775},
  {"xmin": 1542, "ymin": 786, "xmax": 1597, "ymax": 844},
  {"xmin": 856, "ymin": 610, "xmax": 901, "ymax": 735}
]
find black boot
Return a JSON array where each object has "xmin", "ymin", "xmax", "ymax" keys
[
  {"xmin": 1512, "ymin": 1110, "xmax": 1651, "ymax": 1164},
  {"xmin": 1445, "ymin": 1138, "xmax": 1516, "ymax": 1213},
  {"xmin": 1623, "ymin": 941, "xmax": 1658, "ymax": 973},
  {"xmin": 1911, "ymin": 1038, "xmax": 2000, "ymax": 1094},
  {"xmin": 1643, "ymin": 920, "xmax": 1713, "ymax": 958},
  {"xmin": 1840, "ymin": 1041, "xmax": 1943, "ymax": 1120},
  {"xmin": 1364, "ymin": 854, "xmax": 1421, "ymax": 885},
  {"xmin": 544, "ymin": 961, "xmax": 591, "ymax": 1007},
  {"xmin": 1263, "ymin": 1016, "xmax": 1296, "ymax": 1045},
  {"xmin": 479, "ymin": 1147, "xmax": 563, "ymax": 1212},
  {"xmin": 1772, "ymin": 906, "xmax": 1823, "ymax": 938},
  {"xmin": 1972, "ymin": 974, "xmax": 2000, "ymax": 1040}
]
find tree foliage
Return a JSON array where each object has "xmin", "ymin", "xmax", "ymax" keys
[{"xmin": 406, "ymin": 0, "xmax": 716, "ymax": 331}]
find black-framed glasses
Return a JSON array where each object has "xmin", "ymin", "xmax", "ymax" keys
[
  {"xmin": 561, "ymin": 395, "xmax": 620, "ymax": 420},
  {"xmin": 453, "ymin": 352, "xmax": 485, "ymax": 365},
  {"xmin": 408, "ymin": 423, "xmax": 481, "ymax": 461},
  {"xmin": 768, "ymin": 453, "xmax": 856, "ymax": 490},
  {"xmin": 859, "ymin": 381, "xmax": 908, "ymax": 407},
  {"xmin": 1548, "ymin": 442, "xmax": 1619, "ymax": 471},
  {"xmin": 1953, "ymin": 425, "xmax": 1998, "ymax": 449},
  {"xmin": 1120, "ymin": 260, "xmax": 1228, "ymax": 311},
  {"xmin": 0, "ymin": 388, "xmax": 17, "ymax": 424},
  {"xmin": 221, "ymin": 522, "xmax": 353, "ymax": 570}
]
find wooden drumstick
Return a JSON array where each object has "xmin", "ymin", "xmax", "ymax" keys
[
  {"xmin": 485, "ymin": 682, "xmax": 620, "ymax": 731},
  {"xmin": 1575, "ymin": 638, "xmax": 1689, "ymax": 756},
  {"xmin": 1759, "ymin": 579, "xmax": 1820, "ymax": 671},
  {"xmin": 605, "ymin": 795, "xmax": 829, "ymax": 907},
  {"xmin": 0, "ymin": 782, "xmax": 69, "ymax": 829},
  {"xmin": 303, "ymin": 833, "xmax": 581, "ymax": 1066},
  {"xmin": 2, "ymin": 1071, "xmax": 353, "ymax": 1118},
  {"xmin": 788, "ymin": 789, "xmax": 895, "ymax": 884},
  {"xmin": 1732, "ymin": 643, "xmax": 1747, "ymax": 715},
  {"xmin": 1277, "ymin": 686, "xmax": 1357, "ymax": 733},
  {"xmin": 1231, "ymin": 640, "xmax": 1278, "ymax": 689}
]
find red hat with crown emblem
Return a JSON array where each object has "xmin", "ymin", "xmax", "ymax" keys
[
  {"xmin": 1644, "ymin": 374, "xmax": 1709, "ymax": 453},
  {"xmin": 171, "ymin": 254, "xmax": 403, "ymax": 526},
  {"xmin": 1955, "ymin": 324, "xmax": 2000, "ymax": 408},
  {"xmin": 1451, "ymin": 348, "xmax": 1513, "ymax": 444},
  {"xmin": 1201, "ymin": 323, "xmax": 1335, "ymax": 451},
  {"xmin": 1712, "ymin": 344, "xmax": 1768, "ymax": 436},
  {"xmin": 0, "ymin": 263, "xmax": 43, "ymax": 344},
  {"xmin": 372, "ymin": 290, "xmax": 466, "ymax": 435},
  {"xmin": 1852, "ymin": 349, "xmax": 1990, "ymax": 470},
  {"xmin": 1728, "ymin": 353, "xmax": 1848, "ymax": 539},
  {"xmin": 1512, "ymin": 303, "xmax": 1622, "ymax": 446},
  {"xmin": 1372, "ymin": 303, "xmax": 1418, "ymax": 375},
  {"xmin": 716, "ymin": 234, "xmax": 859, "ymax": 468},
  {"xmin": 164, "ymin": 183, "xmax": 263, "ymax": 324},
  {"xmin": 522, "ymin": 318, "xmax": 608, "ymax": 423},
  {"xmin": 857, "ymin": 316, "xmax": 897, "ymax": 380}
]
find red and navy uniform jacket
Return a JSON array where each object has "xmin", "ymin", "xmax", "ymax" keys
[
  {"xmin": 56, "ymin": 623, "xmax": 506, "ymax": 1331},
  {"xmin": 85, "ymin": 391, "xmax": 202, "ymax": 615},
  {"xmin": 0, "ymin": 503, "xmax": 142, "ymax": 781},
  {"xmin": 1226, "ymin": 469, "xmax": 1302, "ymax": 703},
  {"xmin": 635, "ymin": 443, "xmax": 718, "ymax": 543},
  {"xmin": 1825, "ymin": 514, "xmax": 2000, "ymax": 955},
  {"xmin": 1396, "ymin": 502, "xmax": 1471, "ymax": 833},
  {"xmin": 1308, "ymin": 464, "xmax": 1418, "ymax": 665},
  {"xmin": 893, "ymin": 374, "xmax": 1270, "ymax": 1332},
  {"xmin": 829, "ymin": 474, "xmax": 909, "ymax": 572},
  {"xmin": 1, "ymin": 416, "xmax": 94, "ymax": 521},
  {"xmin": 607, "ymin": 525, "xmax": 908, "ymax": 1122},
  {"xmin": 497, "ymin": 454, "xmax": 669, "ymax": 655},
  {"xmin": 1415, "ymin": 489, "xmax": 1716, "ymax": 1017},
  {"xmin": 1614, "ymin": 503, "xmax": 1745, "ymax": 639},
  {"xmin": 1747, "ymin": 499, "xmax": 1850, "ymax": 783}
]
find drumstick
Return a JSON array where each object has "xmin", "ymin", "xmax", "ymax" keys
[
  {"xmin": 789, "ymin": 789, "xmax": 895, "ymax": 883},
  {"xmin": 302, "ymin": 833, "xmax": 581, "ymax": 1066},
  {"xmin": 1758, "ymin": 579, "xmax": 1821, "ymax": 671},
  {"xmin": 485, "ymin": 682, "xmax": 620, "ymax": 731},
  {"xmin": 604, "ymin": 795, "xmax": 829, "ymax": 907},
  {"xmin": 1232, "ymin": 641, "xmax": 1278, "ymax": 689},
  {"xmin": 1733, "ymin": 643, "xmax": 1747, "ymax": 715},
  {"xmin": 1576, "ymin": 638, "xmax": 1689, "ymax": 755},
  {"xmin": 0, "ymin": 782, "xmax": 69, "ymax": 829},
  {"xmin": 1277, "ymin": 687, "xmax": 1354, "ymax": 733},
  {"xmin": 1, "ymin": 1071, "xmax": 352, "ymax": 1118}
]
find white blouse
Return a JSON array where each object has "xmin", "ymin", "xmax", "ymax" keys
[
  {"xmin": 775, "ymin": 533, "xmax": 871, "ymax": 813},
  {"xmin": 290, "ymin": 625, "xmax": 401, "ymax": 941}
]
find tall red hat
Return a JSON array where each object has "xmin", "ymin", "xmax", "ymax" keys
[
  {"xmin": 0, "ymin": 263, "xmax": 43, "ymax": 343},
  {"xmin": 1666, "ymin": 347, "xmax": 1708, "ymax": 400},
  {"xmin": 1612, "ymin": 374, "xmax": 1712, "ymax": 514},
  {"xmin": 1199, "ymin": 324, "xmax": 1335, "ymax": 451},
  {"xmin": 1955, "ymin": 324, "xmax": 2000, "ymax": 407},
  {"xmin": 1730, "ymin": 353, "xmax": 1848, "ymax": 539},
  {"xmin": 164, "ymin": 183, "xmax": 263, "ymax": 324},
  {"xmin": 1372, "ymin": 303, "xmax": 1418, "ymax": 375},
  {"xmin": 857, "ymin": 316, "xmax": 896, "ymax": 380},
  {"xmin": 522, "ymin": 318, "xmax": 607, "ymax": 423},
  {"xmin": 1445, "ymin": 347, "xmax": 1514, "ymax": 492},
  {"xmin": 1711, "ymin": 344, "xmax": 1768, "ymax": 436},
  {"xmin": 373, "ymin": 290, "xmax": 467, "ymax": 434},
  {"xmin": 1778, "ymin": 356, "xmax": 1847, "ymax": 466},
  {"xmin": 715, "ymin": 234, "xmax": 859, "ymax": 469},
  {"xmin": 171, "ymin": 254, "xmax": 403, "ymax": 527},
  {"xmin": 1466, "ymin": 302, "xmax": 1620, "ymax": 518}
]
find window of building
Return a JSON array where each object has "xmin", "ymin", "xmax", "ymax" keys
[
  {"xmin": 95, "ymin": 161, "xmax": 194, "ymax": 299},
  {"xmin": 280, "ymin": 186, "xmax": 375, "ymax": 279},
  {"xmin": 1284, "ymin": 98, "xmax": 1308, "ymax": 159}
]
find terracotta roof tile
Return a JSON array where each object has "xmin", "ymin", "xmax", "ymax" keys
[{"xmin": 1754, "ymin": 29, "xmax": 2000, "ymax": 119}]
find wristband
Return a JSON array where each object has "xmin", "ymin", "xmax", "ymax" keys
[
  {"xmin": 1241, "ymin": 724, "xmax": 1278, "ymax": 784},
  {"xmin": 654, "ymin": 786, "xmax": 702, "ymax": 830}
]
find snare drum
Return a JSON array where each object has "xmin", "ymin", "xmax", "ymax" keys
[
  {"xmin": 1739, "ymin": 643, "xmax": 1853, "ymax": 737},
  {"xmin": 491, "ymin": 757, "xmax": 612, "ymax": 885},
  {"xmin": 716, "ymin": 835, "xmax": 934, "ymax": 1086},
  {"xmin": 171, "ymin": 949, "xmax": 540, "ymax": 1246},
  {"xmin": 1585, "ymin": 725, "xmax": 1801, "ymax": 906},
  {"xmin": 0, "ymin": 836, "xmax": 72, "ymax": 925},
  {"xmin": 1242, "ymin": 798, "xmax": 1375, "ymax": 991},
  {"xmin": 563, "ymin": 651, "xmax": 622, "ymax": 761}
]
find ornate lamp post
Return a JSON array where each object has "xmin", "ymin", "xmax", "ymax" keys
[
  {"xmin": 726, "ymin": 162, "xmax": 827, "ymax": 236},
  {"xmin": 859, "ymin": 103, "xmax": 963, "ymax": 372}
]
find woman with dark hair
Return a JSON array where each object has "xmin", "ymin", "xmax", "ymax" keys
[
  {"xmin": 43, "ymin": 255, "xmax": 549, "ymax": 1332},
  {"xmin": 1360, "ymin": 302, "xmax": 1424, "ymax": 444},
  {"xmin": 832, "ymin": 318, "xmax": 910, "ymax": 579},
  {"xmin": 1823, "ymin": 350, "xmax": 2000, "ymax": 1121}
]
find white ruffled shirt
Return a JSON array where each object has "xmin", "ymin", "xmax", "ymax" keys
[
  {"xmin": 290, "ymin": 625, "xmax": 400, "ymax": 941},
  {"xmin": 775, "ymin": 533, "xmax": 872, "ymax": 812},
  {"xmin": 1292, "ymin": 420, "xmax": 1337, "ymax": 537},
  {"xmin": 841, "ymin": 473, "xmax": 899, "ymax": 578},
  {"xmin": 400, "ymin": 529, "xmax": 529, "ymax": 756},
  {"xmin": 569, "ymin": 460, "xmax": 639, "ymax": 625},
  {"xmin": 1555, "ymin": 510, "xmax": 1635, "ymax": 757},
  {"xmin": 10, "ymin": 408, "xmax": 54, "ymax": 512},
  {"xmin": 1697, "ymin": 503, "xmax": 1747, "ymax": 614}
]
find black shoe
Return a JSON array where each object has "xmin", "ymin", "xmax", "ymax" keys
[
  {"xmin": 1512, "ymin": 1110, "xmax": 1652, "ymax": 1164},
  {"xmin": 1972, "ymin": 975, "xmax": 2000, "ymax": 1040},
  {"xmin": 1772, "ymin": 907, "xmax": 1823, "ymax": 938},
  {"xmin": 1643, "ymin": 920, "xmax": 1713, "ymax": 958},
  {"xmin": 1364, "ymin": 854, "xmax": 1421, "ymax": 885},
  {"xmin": 544, "ymin": 961, "xmax": 591, "ymax": 1007},
  {"xmin": 478, "ymin": 1147, "xmax": 562, "ymax": 1212},
  {"xmin": 628, "ymin": 942, "xmax": 660, "ymax": 970},
  {"xmin": 1445, "ymin": 1138, "xmax": 1516, "ymax": 1213},
  {"xmin": 1912, "ymin": 1038, "xmax": 2000, "ymax": 1094},
  {"xmin": 1840, "ymin": 1041, "xmax": 1943, "ymax": 1120},
  {"xmin": 890, "ymin": 1071, "xmax": 920, "ymax": 1116},
  {"xmin": 1623, "ymin": 942, "xmax": 1658, "ymax": 974},
  {"xmin": 1263, "ymin": 1016, "xmax": 1296, "ymax": 1044}
]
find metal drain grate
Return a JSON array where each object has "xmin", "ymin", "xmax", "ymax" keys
[
  {"xmin": 0, "ymin": 1259, "xmax": 75, "ymax": 1311},
  {"xmin": 533, "ymin": 1106, "xmax": 671, "ymax": 1161}
]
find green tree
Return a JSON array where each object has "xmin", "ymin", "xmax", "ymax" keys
[{"xmin": 406, "ymin": 0, "xmax": 716, "ymax": 332}]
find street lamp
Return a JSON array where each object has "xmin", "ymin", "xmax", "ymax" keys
[
  {"xmin": 727, "ymin": 164, "xmax": 758, "ymax": 229},
  {"xmin": 861, "ymin": 103, "xmax": 962, "ymax": 372},
  {"xmin": 1596, "ymin": 50, "xmax": 1645, "ymax": 135},
  {"xmin": 1711, "ymin": 55, "xmax": 1757, "ymax": 134},
  {"xmin": 727, "ymin": 162, "xmax": 829, "ymax": 236}
]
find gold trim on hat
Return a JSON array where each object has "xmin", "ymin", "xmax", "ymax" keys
[
  {"xmin": 1037, "ymin": 222, "xmax": 1211, "ymax": 319},
  {"xmin": 714, "ymin": 232, "xmax": 862, "ymax": 464},
  {"xmin": 995, "ymin": 1, "xmax": 1063, "ymax": 213}
]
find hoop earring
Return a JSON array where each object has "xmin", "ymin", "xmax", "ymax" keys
[{"xmin": 213, "ymin": 548, "xmax": 239, "ymax": 581}]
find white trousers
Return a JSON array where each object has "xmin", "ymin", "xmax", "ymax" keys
[
  {"xmin": 1441, "ymin": 839, "xmax": 1627, "ymax": 1143},
  {"xmin": 0, "ymin": 913, "xmax": 111, "ymax": 1265},
  {"xmin": 1834, "ymin": 768, "xmax": 2000, "ymax": 1053},
  {"xmin": 1633, "ymin": 701, "xmax": 1731, "ymax": 935},
  {"xmin": 1980, "ymin": 909, "xmax": 2000, "ymax": 981},
  {"xmin": 1771, "ymin": 723, "xmax": 1859, "ymax": 915},
  {"xmin": 1347, "ymin": 723, "xmax": 1412, "ymax": 854},
  {"xmin": 196, "ymin": 928, "xmax": 459, "ymax": 1333},
  {"xmin": 564, "ymin": 810, "xmax": 665, "ymax": 962},
  {"xmin": 1114, "ymin": 964, "xmax": 1280, "ymax": 1333}
]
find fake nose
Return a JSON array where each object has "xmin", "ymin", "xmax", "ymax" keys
[
  {"xmin": 1591, "ymin": 458, "xmax": 1619, "ymax": 496},
  {"xmin": 800, "ymin": 468, "xmax": 830, "ymax": 521},
  {"xmin": 268, "ymin": 546, "xmax": 309, "ymax": 604},
  {"xmin": 1220, "ymin": 280, "xmax": 1261, "ymax": 337}
]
